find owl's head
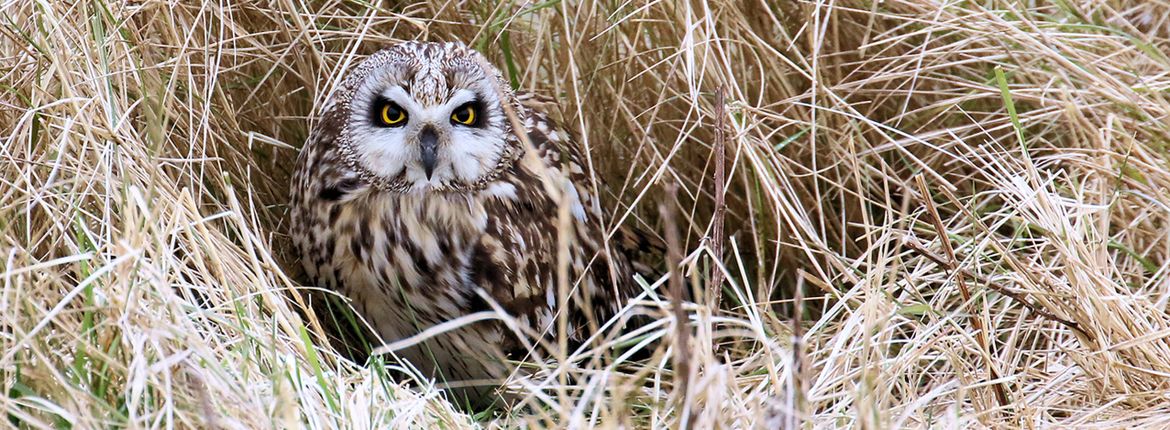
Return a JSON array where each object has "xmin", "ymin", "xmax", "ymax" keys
[{"xmin": 328, "ymin": 42, "xmax": 523, "ymax": 193}]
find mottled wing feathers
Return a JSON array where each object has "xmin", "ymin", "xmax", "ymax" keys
[
  {"xmin": 615, "ymin": 222, "xmax": 666, "ymax": 280},
  {"xmin": 472, "ymin": 94, "xmax": 639, "ymax": 341}
]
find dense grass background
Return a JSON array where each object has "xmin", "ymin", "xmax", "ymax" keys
[{"xmin": 3, "ymin": 0, "xmax": 1170, "ymax": 428}]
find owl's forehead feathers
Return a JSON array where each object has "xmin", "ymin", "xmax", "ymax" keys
[{"xmin": 351, "ymin": 41, "xmax": 499, "ymax": 107}]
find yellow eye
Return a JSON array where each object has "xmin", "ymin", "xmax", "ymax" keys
[
  {"xmin": 380, "ymin": 103, "xmax": 407, "ymax": 126},
  {"xmin": 451, "ymin": 104, "xmax": 477, "ymax": 125}
]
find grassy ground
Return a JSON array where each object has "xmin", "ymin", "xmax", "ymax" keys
[{"xmin": 3, "ymin": 0, "xmax": 1170, "ymax": 428}]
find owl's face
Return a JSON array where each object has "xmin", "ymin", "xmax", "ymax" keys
[{"xmin": 334, "ymin": 42, "xmax": 521, "ymax": 193}]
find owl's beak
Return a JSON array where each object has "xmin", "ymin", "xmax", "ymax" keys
[{"xmin": 418, "ymin": 126, "xmax": 439, "ymax": 179}]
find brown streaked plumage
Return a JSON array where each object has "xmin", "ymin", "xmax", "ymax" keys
[{"xmin": 289, "ymin": 41, "xmax": 644, "ymax": 405}]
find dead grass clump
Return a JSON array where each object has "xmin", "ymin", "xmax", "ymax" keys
[{"xmin": 3, "ymin": 0, "xmax": 1170, "ymax": 428}]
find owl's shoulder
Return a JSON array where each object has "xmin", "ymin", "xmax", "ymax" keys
[
  {"xmin": 513, "ymin": 91, "xmax": 593, "ymax": 198},
  {"xmin": 515, "ymin": 91, "xmax": 559, "ymax": 115}
]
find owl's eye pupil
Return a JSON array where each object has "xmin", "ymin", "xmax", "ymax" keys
[
  {"xmin": 451, "ymin": 104, "xmax": 477, "ymax": 126},
  {"xmin": 379, "ymin": 102, "xmax": 407, "ymax": 126}
]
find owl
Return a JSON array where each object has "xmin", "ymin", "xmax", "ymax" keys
[{"xmin": 289, "ymin": 41, "xmax": 648, "ymax": 406}]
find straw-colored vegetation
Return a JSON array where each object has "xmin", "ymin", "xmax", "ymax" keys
[{"xmin": 3, "ymin": 0, "xmax": 1170, "ymax": 428}]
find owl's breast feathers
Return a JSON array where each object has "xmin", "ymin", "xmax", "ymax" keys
[{"xmin": 290, "ymin": 93, "xmax": 640, "ymax": 345}]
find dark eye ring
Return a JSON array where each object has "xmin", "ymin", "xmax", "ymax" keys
[
  {"xmin": 379, "ymin": 102, "xmax": 407, "ymax": 127},
  {"xmin": 451, "ymin": 103, "xmax": 478, "ymax": 126}
]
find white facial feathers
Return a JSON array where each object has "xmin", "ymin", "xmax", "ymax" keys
[{"xmin": 338, "ymin": 45, "xmax": 515, "ymax": 193}]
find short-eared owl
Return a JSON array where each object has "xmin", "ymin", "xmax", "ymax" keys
[{"xmin": 290, "ymin": 42, "xmax": 644, "ymax": 404}]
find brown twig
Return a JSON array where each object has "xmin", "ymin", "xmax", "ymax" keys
[
  {"xmin": 660, "ymin": 181, "xmax": 693, "ymax": 430},
  {"xmin": 902, "ymin": 237, "xmax": 1089, "ymax": 339},
  {"xmin": 710, "ymin": 86, "xmax": 728, "ymax": 307},
  {"xmin": 915, "ymin": 176, "xmax": 1011, "ymax": 408},
  {"xmin": 788, "ymin": 273, "xmax": 807, "ymax": 428},
  {"xmin": 931, "ymin": 178, "xmax": 1098, "ymax": 347}
]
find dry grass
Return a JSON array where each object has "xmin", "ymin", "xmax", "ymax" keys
[{"xmin": 3, "ymin": 0, "xmax": 1170, "ymax": 428}]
